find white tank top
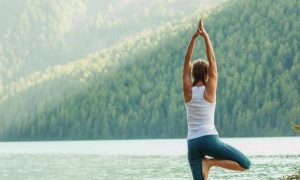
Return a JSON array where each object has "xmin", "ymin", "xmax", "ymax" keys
[{"xmin": 185, "ymin": 86, "xmax": 218, "ymax": 140}]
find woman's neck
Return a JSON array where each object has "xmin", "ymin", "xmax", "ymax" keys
[{"xmin": 195, "ymin": 81, "xmax": 205, "ymax": 87}]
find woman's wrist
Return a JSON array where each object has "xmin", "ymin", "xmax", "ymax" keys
[
  {"xmin": 203, "ymin": 33, "xmax": 209, "ymax": 40},
  {"xmin": 192, "ymin": 32, "xmax": 199, "ymax": 39}
]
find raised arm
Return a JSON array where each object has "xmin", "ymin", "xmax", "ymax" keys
[
  {"xmin": 182, "ymin": 31, "xmax": 200, "ymax": 103},
  {"xmin": 198, "ymin": 19, "xmax": 218, "ymax": 103}
]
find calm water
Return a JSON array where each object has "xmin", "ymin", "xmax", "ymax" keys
[{"xmin": 0, "ymin": 137, "xmax": 299, "ymax": 179}]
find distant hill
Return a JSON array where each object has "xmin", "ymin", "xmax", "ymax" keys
[
  {"xmin": 0, "ymin": 0, "xmax": 224, "ymax": 87},
  {"xmin": 0, "ymin": 0, "xmax": 299, "ymax": 140}
]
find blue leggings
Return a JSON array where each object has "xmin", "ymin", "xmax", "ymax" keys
[{"xmin": 187, "ymin": 135, "xmax": 251, "ymax": 180}]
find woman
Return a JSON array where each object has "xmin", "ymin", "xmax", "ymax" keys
[{"xmin": 183, "ymin": 18, "xmax": 251, "ymax": 180}]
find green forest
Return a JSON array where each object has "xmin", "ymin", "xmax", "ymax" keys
[
  {"xmin": 0, "ymin": 0, "xmax": 223, "ymax": 87},
  {"xmin": 0, "ymin": 0, "xmax": 299, "ymax": 141}
]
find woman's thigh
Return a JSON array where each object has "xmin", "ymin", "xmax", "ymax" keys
[
  {"xmin": 187, "ymin": 135, "xmax": 251, "ymax": 179},
  {"xmin": 187, "ymin": 138, "xmax": 205, "ymax": 180},
  {"xmin": 202, "ymin": 136, "xmax": 251, "ymax": 169}
]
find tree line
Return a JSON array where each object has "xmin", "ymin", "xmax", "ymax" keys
[{"xmin": 0, "ymin": 0, "xmax": 299, "ymax": 141}]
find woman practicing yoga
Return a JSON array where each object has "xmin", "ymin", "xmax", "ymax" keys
[{"xmin": 183, "ymin": 18, "xmax": 251, "ymax": 180}]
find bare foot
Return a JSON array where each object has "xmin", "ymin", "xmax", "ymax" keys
[{"xmin": 202, "ymin": 158, "xmax": 212, "ymax": 180}]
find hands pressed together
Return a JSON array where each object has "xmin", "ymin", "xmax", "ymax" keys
[{"xmin": 193, "ymin": 18, "xmax": 209, "ymax": 39}]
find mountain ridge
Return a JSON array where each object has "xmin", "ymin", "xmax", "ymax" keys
[{"xmin": 0, "ymin": 0, "xmax": 299, "ymax": 140}]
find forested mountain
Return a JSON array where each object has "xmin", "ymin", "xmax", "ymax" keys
[
  {"xmin": 0, "ymin": 0, "xmax": 299, "ymax": 141},
  {"xmin": 0, "ymin": 0, "xmax": 224, "ymax": 89}
]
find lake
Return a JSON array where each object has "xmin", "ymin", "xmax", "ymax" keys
[{"xmin": 0, "ymin": 137, "xmax": 299, "ymax": 179}]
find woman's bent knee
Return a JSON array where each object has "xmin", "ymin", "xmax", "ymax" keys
[{"xmin": 240, "ymin": 158, "xmax": 251, "ymax": 170}]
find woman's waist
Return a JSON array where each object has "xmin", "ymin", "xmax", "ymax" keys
[
  {"xmin": 188, "ymin": 120, "xmax": 216, "ymax": 128},
  {"xmin": 187, "ymin": 123, "xmax": 218, "ymax": 138}
]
